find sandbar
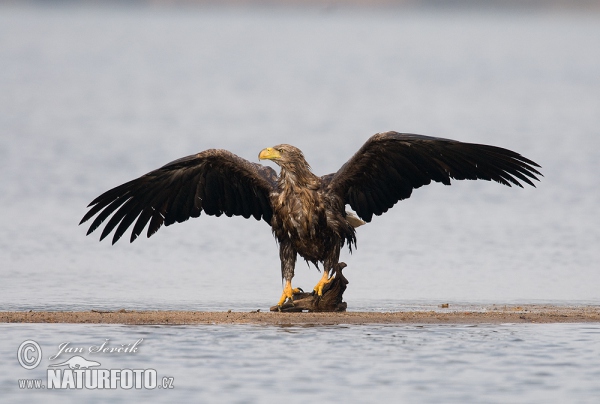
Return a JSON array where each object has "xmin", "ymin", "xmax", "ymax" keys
[{"xmin": 2, "ymin": 305, "xmax": 599, "ymax": 325}]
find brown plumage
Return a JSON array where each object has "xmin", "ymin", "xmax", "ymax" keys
[{"xmin": 80, "ymin": 132, "xmax": 542, "ymax": 306}]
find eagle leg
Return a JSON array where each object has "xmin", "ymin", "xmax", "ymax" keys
[
  {"xmin": 277, "ymin": 280, "xmax": 303, "ymax": 307},
  {"xmin": 313, "ymin": 270, "xmax": 334, "ymax": 296}
]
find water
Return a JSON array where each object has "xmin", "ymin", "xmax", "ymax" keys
[
  {"xmin": 3, "ymin": 323, "xmax": 600, "ymax": 403},
  {"xmin": 1, "ymin": 3, "xmax": 599, "ymax": 402}
]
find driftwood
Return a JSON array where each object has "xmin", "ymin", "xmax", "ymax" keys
[{"xmin": 270, "ymin": 262, "xmax": 348, "ymax": 312}]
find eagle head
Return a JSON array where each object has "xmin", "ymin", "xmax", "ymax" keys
[{"xmin": 258, "ymin": 144, "xmax": 307, "ymax": 168}]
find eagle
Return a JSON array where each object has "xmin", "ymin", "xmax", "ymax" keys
[{"xmin": 80, "ymin": 132, "xmax": 541, "ymax": 307}]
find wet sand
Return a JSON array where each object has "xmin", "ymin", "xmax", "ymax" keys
[{"xmin": 2, "ymin": 305, "xmax": 599, "ymax": 325}]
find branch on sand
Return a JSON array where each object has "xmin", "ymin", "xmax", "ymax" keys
[{"xmin": 270, "ymin": 262, "xmax": 348, "ymax": 312}]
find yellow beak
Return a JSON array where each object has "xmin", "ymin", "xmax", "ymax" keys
[{"xmin": 258, "ymin": 147, "xmax": 281, "ymax": 161}]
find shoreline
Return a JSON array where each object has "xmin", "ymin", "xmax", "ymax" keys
[{"xmin": 2, "ymin": 305, "xmax": 599, "ymax": 325}]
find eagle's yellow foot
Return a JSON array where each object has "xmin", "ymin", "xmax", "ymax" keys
[
  {"xmin": 277, "ymin": 280, "xmax": 303, "ymax": 307},
  {"xmin": 313, "ymin": 270, "xmax": 334, "ymax": 296}
]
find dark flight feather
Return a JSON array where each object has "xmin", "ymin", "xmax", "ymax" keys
[
  {"xmin": 80, "ymin": 149, "xmax": 277, "ymax": 243},
  {"xmin": 324, "ymin": 132, "xmax": 541, "ymax": 222}
]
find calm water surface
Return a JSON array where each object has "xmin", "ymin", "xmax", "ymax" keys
[
  {"xmin": 1, "ymin": 3, "xmax": 599, "ymax": 402},
  {"xmin": 3, "ymin": 323, "xmax": 600, "ymax": 403}
]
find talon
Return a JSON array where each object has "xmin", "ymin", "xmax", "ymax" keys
[
  {"xmin": 277, "ymin": 280, "xmax": 297, "ymax": 307},
  {"xmin": 313, "ymin": 270, "xmax": 334, "ymax": 296}
]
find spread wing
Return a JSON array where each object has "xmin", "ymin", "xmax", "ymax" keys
[
  {"xmin": 80, "ymin": 149, "xmax": 277, "ymax": 244},
  {"xmin": 324, "ymin": 132, "xmax": 542, "ymax": 222}
]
